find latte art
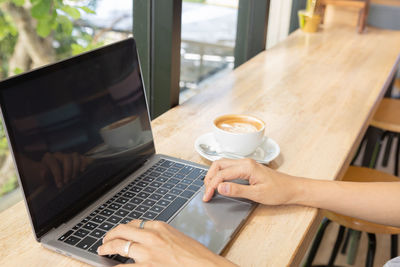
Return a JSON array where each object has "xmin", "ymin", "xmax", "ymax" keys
[{"xmin": 218, "ymin": 122, "xmax": 259, "ymax": 133}]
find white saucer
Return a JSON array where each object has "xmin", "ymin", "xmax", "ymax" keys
[{"xmin": 194, "ymin": 132, "xmax": 280, "ymax": 164}]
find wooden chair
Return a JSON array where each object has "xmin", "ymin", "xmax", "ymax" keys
[
  {"xmin": 305, "ymin": 166, "xmax": 400, "ymax": 267},
  {"xmin": 319, "ymin": 0, "xmax": 371, "ymax": 33}
]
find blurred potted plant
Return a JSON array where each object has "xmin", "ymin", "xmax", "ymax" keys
[{"xmin": 298, "ymin": 0, "xmax": 322, "ymax": 33}]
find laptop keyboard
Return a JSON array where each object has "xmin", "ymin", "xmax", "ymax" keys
[{"xmin": 57, "ymin": 159, "xmax": 206, "ymax": 263}]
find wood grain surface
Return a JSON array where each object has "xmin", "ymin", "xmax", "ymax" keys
[{"xmin": 0, "ymin": 7, "xmax": 399, "ymax": 267}]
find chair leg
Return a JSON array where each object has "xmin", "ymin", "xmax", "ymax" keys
[
  {"xmin": 327, "ymin": 225, "xmax": 346, "ymax": 267},
  {"xmin": 392, "ymin": 235, "xmax": 398, "ymax": 259},
  {"xmin": 395, "ymin": 134, "xmax": 400, "ymax": 177},
  {"xmin": 366, "ymin": 233, "xmax": 376, "ymax": 267},
  {"xmin": 341, "ymin": 228, "xmax": 351, "ymax": 254},
  {"xmin": 371, "ymin": 131, "xmax": 389, "ymax": 168},
  {"xmin": 304, "ymin": 218, "xmax": 331, "ymax": 267},
  {"xmin": 382, "ymin": 133, "xmax": 394, "ymax": 167}
]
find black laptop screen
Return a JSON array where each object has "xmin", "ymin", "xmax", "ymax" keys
[{"xmin": 0, "ymin": 38, "xmax": 155, "ymax": 238}]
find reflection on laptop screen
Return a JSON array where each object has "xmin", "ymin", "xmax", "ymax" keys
[{"xmin": 0, "ymin": 39, "xmax": 154, "ymax": 237}]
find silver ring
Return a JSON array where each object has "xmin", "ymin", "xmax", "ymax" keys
[
  {"xmin": 123, "ymin": 241, "xmax": 132, "ymax": 257},
  {"xmin": 139, "ymin": 219, "xmax": 147, "ymax": 229}
]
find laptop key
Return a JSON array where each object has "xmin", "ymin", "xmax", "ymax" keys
[
  {"xmin": 127, "ymin": 211, "xmax": 143, "ymax": 219},
  {"xmin": 92, "ymin": 215, "xmax": 107, "ymax": 224},
  {"xmin": 168, "ymin": 167, "xmax": 180, "ymax": 173},
  {"xmin": 188, "ymin": 184, "xmax": 201, "ymax": 192},
  {"xmin": 143, "ymin": 176, "xmax": 154, "ymax": 183},
  {"xmin": 168, "ymin": 178, "xmax": 179, "ymax": 184},
  {"xmin": 83, "ymin": 222, "xmax": 99, "ymax": 231},
  {"xmin": 173, "ymin": 173, "xmax": 185, "ymax": 179},
  {"xmin": 155, "ymin": 167, "xmax": 167, "ymax": 173},
  {"xmin": 107, "ymin": 215, "xmax": 122, "ymax": 224},
  {"xmin": 90, "ymin": 229, "xmax": 106, "ymax": 239},
  {"xmin": 100, "ymin": 209, "xmax": 114, "ymax": 217},
  {"xmin": 149, "ymin": 193, "xmax": 162, "ymax": 201},
  {"xmin": 135, "ymin": 205, "xmax": 149, "ymax": 213},
  {"xmin": 156, "ymin": 199, "xmax": 171, "ymax": 207},
  {"xmin": 163, "ymin": 172, "xmax": 173, "ymax": 178},
  {"xmin": 137, "ymin": 181, "xmax": 148, "ymax": 187},
  {"xmin": 143, "ymin": 199, "xmax": 156, "ymax": 207},
  {"xmin": 58, "ymin": 230, "xmax": 73, "ymax": 241},
  {"xmin": 181, "ymin": 190, "xmax": 195, "ymax": 199},
  {"xmin": 170, "ymin": 188, "xmax": 182, "ymax": 195},
  {"xmin": 160, "ymin": 160, "xmax": 174, "ymax": 168},
  {"xmin": 138, "ymin": 192, "xmax": 150, "ymax": 199},
  {"xmin": 187, "ymin": 169, "xmax": 202, "ymax": 180},
  {"xmin": 115, "ymin": 209, "xmax": 129, "ymax": 217},
  {"xmin": 74, "ymin": 229, "xmax": 90, "ymax": 238},
  {"xmin": 175, "ymin": 183, "xmax": 187, "ymax": 190},
  {"xmin": 99, "ymin": 222, "xmax": 114, "ymax": 231},
  {"xmin": 130, "ymin": 187, "xmax": 142, "ymax": 193},
  {"xmin": 122, "ymin": 203, "xmax": 136, "ymax": 211},
  {"xmin": 173, "ymin": 163, "xmax": 184, "ymax": 168},
  {"xmin": 181, "ymin": 179, "xmax": 192, "ymax": 185},
  {"xmin": 156, "ymin": 176, "xmax": 168, "ymax": 183},
  {"xmin": 179, "ymin": 166, "xmax": 194, "ymax": 175},
  {"xmin": 148, "ymin": 171, "xmax": 161, "ymax": 178},
  {"xmin": 130, "ymin": 197, "xmax": 143, "ymax": 205},
  {"xmin": 155, "ymin": 188, "xmax": 168, "ymax": 195},
  {"xmin": 150, "ymin": 181, "xmax": 162, "ymax": 188},
  {"xmin": 76, "ymin": 236, "xmax": 97, "ymax": 250},
  {"xmin": 88, "ymin": 240, "xmax": 102, "ymax": 254},
  {"xmin": 123, "ymin": 192, "xmax": 135, "ymax": 198},
  {"xmin": 64, "ymin": 236, "xmax": 81, "ymax": 246},
  {"xmin": 161, "ymin": 183, "xmax": 173, "ymax": 189},
  {"xmin": 193, "ymin": 179, "xmax": 204, "ymax": 186},
  {"xmin": 115, "ymin": 197, "xmax": 129, "ymax": 204},
  {"xmin": 142, "ymin": 211, "xmax": 157, "ymax": 220},
  {"xmin": 143, "ymin": 187, "xmax": 156, "ymax": 193},
  {"xmin": 163, "ymin": 194, "xmax": 176, "ymax": 201},
  {"xmin": 156, "ymin": 197, "xmax": 187, "ymax": 222},
  {"xmin": 150, "ymin": 205, "xmax": 163, "ymax": 213},
  {"xmin": 108, "ymin": 203, "xmax": 122, "ymax": 210}
]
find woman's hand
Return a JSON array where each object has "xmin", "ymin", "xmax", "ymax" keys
[
  {"xmin": 98, "ymin": 220, "xmax": 236, "ymax": 267},
  {"xmin": 203, "ymin": 158, "xmax": 300, "ymax": 205}
]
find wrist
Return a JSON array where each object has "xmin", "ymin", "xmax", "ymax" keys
[{"xmin": 285, "ymin": 176, "xmax": 310, "ymax": 206}]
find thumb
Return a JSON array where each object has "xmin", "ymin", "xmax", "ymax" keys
[{"xmin": 217, "ymin": 182, "xmax": 252, "ymax": 200}]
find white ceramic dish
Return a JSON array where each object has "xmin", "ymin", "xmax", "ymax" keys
[{"xmin": 194, "ymin": 132, "xmax": 280, "ymax": 164}]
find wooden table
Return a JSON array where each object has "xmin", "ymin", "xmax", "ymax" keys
[{"xmin": 1, "ymin": 7, "xmax": 400, "ymax": 267}]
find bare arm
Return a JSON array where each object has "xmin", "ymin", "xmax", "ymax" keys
[{"xmin": 203, "ymin": 159, "xmax": 400, "ymax": 228}]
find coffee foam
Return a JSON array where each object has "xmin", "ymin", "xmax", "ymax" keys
[{"xmin": 218, "ymin": 122, "xmax": 258, "ymax": 133}]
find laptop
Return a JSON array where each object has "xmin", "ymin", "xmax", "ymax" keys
[{"xmin": 0, "ymin": 38, "xmax": 254, "ymax": 266}]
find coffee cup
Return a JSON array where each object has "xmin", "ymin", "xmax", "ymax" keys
[
  {"xmin": 100, "ymin": 115, "xmax": 141, "ymax": 149},
  {"xmin": 213, "ymin": 114, "xmax": 265, "ymax": 156}
]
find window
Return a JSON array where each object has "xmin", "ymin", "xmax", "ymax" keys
[
  {"xmin": 180, "ymin": 0, "xmax": 238, "ymax": 103},
  {"xmin": 0, "ymin": 0, "xmax": 132, "ymax": 211}
]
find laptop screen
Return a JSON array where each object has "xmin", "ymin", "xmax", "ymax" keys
[{"xmin": 0, "ymin": 38, "xmax": 155, "ymax": 238}]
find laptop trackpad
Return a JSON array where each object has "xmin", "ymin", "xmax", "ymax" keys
[{"xmin": 169, "ymin": 190, "xmax": 253, "ymax": 254}]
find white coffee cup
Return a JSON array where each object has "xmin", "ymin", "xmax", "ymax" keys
[
  {"xmin": 100, "ymin": 115, "xmax": 141, "ymax": 149},
  {"xmin": 213, "ymin": 114, "xmax": 266, "ymax": 156}
]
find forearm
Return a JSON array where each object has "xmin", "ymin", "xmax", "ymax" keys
[{"xmin": 289, "ymin": 177, "xmax": 400, "ymax": 227}]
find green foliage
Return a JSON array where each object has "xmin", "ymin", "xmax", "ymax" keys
[
  {"xmin": 71, "ymin": 41, "xmax": 104, "ymax": 56},
  {"xmin": 0, "ymin": 122, "xmax": 9, "ymax": 156},
  {"xmin": 13, "ymin": 67, "xmax": 23, "ymax": 75}
]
